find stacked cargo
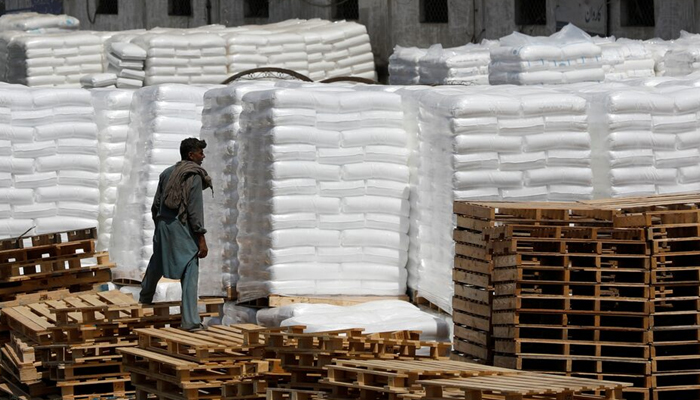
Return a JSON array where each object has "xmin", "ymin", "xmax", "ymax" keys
[
  {"xmin": 453, "ymin": 195, "xmax": 700, "ymax": 400},
  {"xmin": 235, "ymin": 86, "xmax": 410, "ymax": 301}
]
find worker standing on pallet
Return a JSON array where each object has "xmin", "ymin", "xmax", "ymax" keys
[{"xmin": 139, "ymin": 137, "xmax": 212, "ymax": 332}]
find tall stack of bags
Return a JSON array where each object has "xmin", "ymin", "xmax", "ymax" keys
[
  {"xmin": 402, "ymin": 85, "xmax": 592, "ymax": 312},
  {"xmin": 598, "ymin": 38, "xmax": 656, "ymax": 80},
  {"xmin": 582, "ymin": 84, "xmax": 700, "ymax": 197},
  {"xmin": 388, "ymin": 46, "xmax": 427, "ymax": 85},
  {"xmin": 91, "ymin": 89, "xmax": 134, "ymax": 251},
  {"xmin": 0, "ymin": 32, "xmax": 103, "ymax": 87},
  {"xmin": 132, "ymin": 32, "xmax": 228, "ymax": 86},
  {"xmin": 200, "ymin": 81, "xmax": 276, "ymax": 297},
  {"xmin": 110, "ymin": 84, "xmax": 218, "ymax": 284},
  {"xmin": 489, "ymin": 24, "xmax": 604, "ymax": 85},
  {"xmin": 0, "ymin": 12, "xmax": 79, "ymax": 32},
  {"xmin": 233, "ymin": 85, "xmax": 409, "ymax": 301},
  {"xmin": 0, "ymin": 86, "xmax": 99, "ymax": 238}
]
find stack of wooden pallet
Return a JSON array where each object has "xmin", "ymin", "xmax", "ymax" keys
[
  {"xmin": 321, "ymin": 358, "xmax": 630, "ymax": 400},
  {"xmin": 120, "ymin": 324, "xmax": 274, "ymax": 399},
  {"xmin": 0, "ymin": 290, "xmax": 222, "ymax": 399},
  {"xmin": 267, "ymin": 327, "xmax": 452, "ymax": 392},
  {"xmin": 453, "ymin": 195, "xmax": 700, "ymax": 400},
  {"xmin": 0, "ymin": 228, "xmax": 113, "ymax": 304}
]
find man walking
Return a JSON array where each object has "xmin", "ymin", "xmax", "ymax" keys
[{"xmin": 140, "ymin": 138, "xmax": 212, "ymax": 331}]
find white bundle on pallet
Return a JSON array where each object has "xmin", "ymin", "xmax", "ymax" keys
[
  {"xmin": 403, "ymin": 85, "xmax": 592, "ymax": 312},
  {"xmin": 132, "ymin": 32, "xmax": 228, "ymax": 86},
  {"xmin": 0, "ymin": 12, "xmax": 79, "ymax": 32},
  {"xmin": 110, "ymin": 84, "xmax": 220, "ymax": 284},
  {"xmin": 418, "ymin": 43, "xmax": 492, "ymax": 86},
  {"xmin": 490, "ymin": 24, "xmax": 604, "ymax": 85},
  {"xmin": 0, "ymin": 85, "xmax": 99, "ymax": 238},
  {"xmin": 257, "ymin": 300, "xmax": 450, "ymax": 342},
  {"xmin": 662, "ymin": 32, "xmax": 700, "ymax": 77},
  {"xmin": 90, "ymin": 88, "xmax": 134, "ymax": 251},
  {"xmin": 599, "ymin": 38, "xmax": 656, "ymax": 81},
  {"xmin": 300, "ymin": 20, "xmax": 375, "ymax": 81},
  {"xmin": 235, "ymin": 85, "xmax": 408, "ymax": 301},
  {"xmin": 388, "ymin": 46, "xmax": 427, "ymax": 85},
  {"xmin": 0, "ymin": 31, "xmax": 103, "ymax": 87},
  {"xmin": 200, "ymin": 81, "xmax": 276, "ymax": 297},
  {"xmin": 583, "ymin": 85, "xmax": 700, "ymax": 197}
]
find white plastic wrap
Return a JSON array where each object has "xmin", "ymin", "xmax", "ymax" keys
[
  {"xmin": 256, "ymin": 300, "xmax": 450, "ymax": 342},
  {"xmin": 233, "ymin": 83, "xmax": 408, "ymax": 301},
  {"xmin": 0, "ymin": 85, "xmax": 99, "ymax": 238},
  {"xmin": 110, "ymin": 84, "xmax": 222, "ymax": 286},
  {"xmin": 490, "ymin": 24, "xmax": 604, "ymax": 85},
  {"xmin": 90, "ymin": 88, "xmax": 134, "ymax": 251}
]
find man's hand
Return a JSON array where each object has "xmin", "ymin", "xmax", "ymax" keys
[{"xmin": 197, "ymin": 234, "xmax": 208, "ymax": 259}]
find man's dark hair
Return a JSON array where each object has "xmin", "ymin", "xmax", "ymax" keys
[{"xmin": 180, "ymin": 138, "xmax": 207, "ymax": 160}]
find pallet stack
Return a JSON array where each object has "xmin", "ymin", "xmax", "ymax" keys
[
  {"xmin": 267, "ymin": 327, "xmax": 452, "ymax": 391},
  {"xmin": 321, "ymin": 358, "xmax": 630, "ymax": 400},
  {"xmin": 120, "ymin": 324, "xmax": 274, "ymax": 400},
  {"xmin": 453, "ymin": 195, "xmax": 700, "ymax": 400},
  {"xmin": 615, "ymin": 207, "xmax": 700, "ymax": 400},
  {"xmin": 451, "ymin": 202, "xmax": 497, "ymax": 363},
  {"xmin": 0, "ymin": 228, "xmax": 113, "ymax": 304},
  {"xmin": 0, "ymin": 290, "xmax": 222, "ymax": 399}
]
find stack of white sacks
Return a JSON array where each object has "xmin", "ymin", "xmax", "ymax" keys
[
  {"xmin": 0, "ymin": 31, "xmax": 103, "ymax": 87},
  {"xmin": 106, "ymin": 41, "xmax": 147, "ymax": 89},
  {"xmin": 224, "ymin": 30, "xmax": 310, "ymax": 77},
  {"xmin": 581, "ymin": 84, "xmax": 700, "ymax": 197},
  {"xmin": 0, "ymin": 85, "xmax": 99, "ymax": 238},
  {"xmin": 200, "ymin": 81, "xmax": 277, "ymax": 297},
  {"xmin": 403, "ymin": 84, "xmax": 593, "ymax": 312},
  {"xmin": 110, "ymin": 84, "xmax": 220, "ymax": 286},
  {"xmin": 131, "ymin": 32, "xmax": 228, "ymax": 86},
  {"xmin": 489, "ymin": 24, "xmax": 604, "ymax": 85},
  {"xmin": 597, "ymin": 38, "xmax": 656, "ymax": 80},
  {"xmin": 296, "ymin": 20, "xmax": 375, "ymax": 81},
  {"xmin": 233, "ymin": 84, "xmax": 409, "ymax": 301},
  {"xmin": 418, "ymin": 43, "xmax": 493, "ymax": 86},
  {"xmin": 0, "ymin": 12, "xmax": 79, "ymax": 32},
  {"xmin": 388, "ymin": 46, "xmax": 427, "ymax": 85},
  {"xmin": 222, "ymin": 19, "xmax": 375, "ymax": 82},
  {"xmin": 91, "ymin": 89, "xmax": 134, "ymax": 251}
]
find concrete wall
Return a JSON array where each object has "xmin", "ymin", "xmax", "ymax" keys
[
  {"xmin": 63, "ymin": 0, "xmax": 144, "ymax": 31},
  {"xmin": 609, "ymin": 0, "xmax": 695, "ymax": 40}
]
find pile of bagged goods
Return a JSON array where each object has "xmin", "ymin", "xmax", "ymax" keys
[{"xmin": 8, "ymin": 16, "xmax": 700, "ymax": 394}]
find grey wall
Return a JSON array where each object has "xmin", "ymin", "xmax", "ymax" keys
[{"xmin": 63, "ymin": 0, "xmax": 144, "ymax": 31}]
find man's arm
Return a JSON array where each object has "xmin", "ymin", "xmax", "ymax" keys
[
  {"xmin": 151, "ymin": 173, "xmax": 165, "ymax": 222},
  {"xmin": 187, "ymin": 175, "xmax": 208, "ymax": 258}
]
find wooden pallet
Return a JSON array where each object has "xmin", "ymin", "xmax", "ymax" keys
[
  {"xmin": 321, "ymin": 359, "xmax": 519, "ymax": 395},
  {"xmin": 266, "ymin": 388, "xmax": 325, "ymax": 400},
  {"xmin": 222, "ymin": 380, "xmax": 269, "ymax": 400},
  {"xmin": 417, "ymin": 373, "xmax": 632, "ymax": 400},
  {"xmin": 2, "ymin": 291, "xmax": 223, "ymax": 345},
  {"xmin": 135, "ymin": 324, "xmax": 269, "ymax": 362},
  {"xmin": 120, "ymin": 346, "xmax": 269, "ymax": 385}
]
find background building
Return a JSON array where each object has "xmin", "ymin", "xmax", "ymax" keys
[{"xmin": 4, "ymin": 0, "xmax": 700, "ymax": 80}]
